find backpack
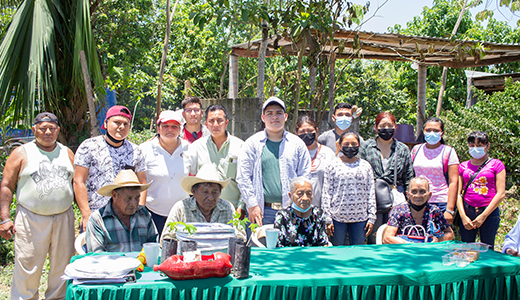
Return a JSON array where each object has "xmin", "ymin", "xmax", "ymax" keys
[{"xmin": 411, "ymin": 143, "xmax": 453, "ymax": 185}]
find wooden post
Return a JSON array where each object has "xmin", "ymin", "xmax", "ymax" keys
[
  {"xmin": 184, "ymin": 80, "xmax": 192, "ymax": 97},
  {"xmin": 327, "ymin": 53, "xmax": 337, "ymax": 125},
  {"xmin": 79, "ymin": 50, "xmax": 102, "ymax": 137},
  {"xmin": 229, "ymin": 55, "xmax": 239, "ymax": 98},
  {"xmin": 466, "ymin": 77, "xmax": 475, "ymax": 108},
  {"xmin": 416, "ymin": 64, "xmax": 427, "ymax": 139}
]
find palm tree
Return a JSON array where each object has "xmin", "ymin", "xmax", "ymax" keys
[{"xmin": 0, "ymin": 0, "xmax": 104, "ymax": 145}]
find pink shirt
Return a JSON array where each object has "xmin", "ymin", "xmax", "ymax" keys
[
  {"xmin": 459, "ymin": 159, "xmax": 505, "ymax": 207},
  {"xmin": 413, "ymin": 144, "xmax": 459, "ymax": 203}
]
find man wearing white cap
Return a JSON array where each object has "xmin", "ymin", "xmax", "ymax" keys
[
  {"xmin": 236, "ymin": 97, "xmax": 311, "ymax": 226},
  {"xmin": 161, "ymin": 164, "xmax": 235, "ymax": 241},
  {"xmin": 74, "ymin": 105, "xmax": 147, "ymax": 231},
  {"xmin": 0, "ymin": 112, "xmax": 76, "ymax": 300},
  {"xmin": 139, "ymin": 110, "xmax": 192, "ymax": 236},
  {"xmin": 86, "ymin": 169, "xmax": 157, "ymax": 253}
]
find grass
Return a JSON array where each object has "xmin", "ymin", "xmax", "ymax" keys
[{"xmin": 0, "ymin": 188, "xmax": 518, "ymax": 298}]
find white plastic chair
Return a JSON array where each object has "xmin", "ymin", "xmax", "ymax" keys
[
  {"xmin": 376, "ymin": 224, "xmax": 388, "ymax": 245},
  {"xmin": 75, "ymin": 232, "xmax": 86, "ymax": 254},
  {"xmin": 251, "ymin": 224, "xmax": 274, "ymax": 248}
]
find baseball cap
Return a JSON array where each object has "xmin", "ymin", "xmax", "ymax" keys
[
  {"xmin": 157, "ymin": 110, "xmax": 182, "ymax": 125},
  {"xmin": 102, "ymin": 106, "xmax": 132, "ymax": 130},
  {"xmin": 262, "ymin": 96, "xmax": 286, "ymax": 113},
  {"xmin": 34, "ymin": 112, "xmax": 58, "ymax": 125}
]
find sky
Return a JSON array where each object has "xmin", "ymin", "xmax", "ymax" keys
[{"xmin": 353, "ymin": 0, "xmax": 520, "ymax": 33}]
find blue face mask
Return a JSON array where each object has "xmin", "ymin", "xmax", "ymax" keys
[
  {"xmin": 469, "ymin": 147, "xmax": 486, "ymax": 159},
  {"xmin": 292, "ymin": 202, "xmax": 312, "ymax": 213},
  {"xmin": 335, "ymin": 116, "xmax": 352, "ymax": 131},
  {"xmin": 424, "ymin": 132, "xmax": 442, "ymax": 145}
]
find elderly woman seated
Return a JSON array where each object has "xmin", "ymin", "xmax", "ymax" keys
[
  {"xmin": 273, "ymin": 177, "xmax": 329, "ymax": 247},
  {"xmin": 383, "ymin": 177, "xmax": 454, "ymax": 244}
]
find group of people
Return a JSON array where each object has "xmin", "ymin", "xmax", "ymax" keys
[{"xmin": 0, "ymin": 95, "xmax": 513, "ymax": 299}]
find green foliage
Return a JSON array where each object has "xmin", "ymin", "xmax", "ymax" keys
[
  {"xmin": 166, "ymin": 221, "xmax": 198, "ymax": 236},
  {"xmin": 443, "ymin": 79, "xmax": 520, "ymax": 184},
  {"xmin": 126, "ymin": 130, "xmax": 155, "ymax": 146},
  {"xmin": 0, "ymin": 5, "xmax": 16, "ymax": 41},
  {"xmin": 0, "ymin": 199, "xmax": 16, "ymax": 265}
]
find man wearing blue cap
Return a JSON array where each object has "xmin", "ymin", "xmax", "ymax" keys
[{"xmin": 237, "ymin": 97, "xmax": 311, "ymax": 226}]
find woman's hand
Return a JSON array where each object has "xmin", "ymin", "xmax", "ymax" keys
[
  {"xmin": 472, "ymin": 214, "xmax": 487, "ymax": 228},
  {"xmin": 462, "ymin": 215, "xmax": 476, "ymax": 231},
  {"xmin": 365, "ymin": 222, "xmax": 374, "ymax": 236},
  {"xmin": 443, "ymin": 211, "xmax": 454, "ymax": 225},
  {"xmin": 326, "ymin": 223, "xmax": 334, "ymax": 236}
]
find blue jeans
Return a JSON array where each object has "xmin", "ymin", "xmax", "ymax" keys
[
  {"xmin": 459, "ymin": 202, "xmax": 500, "ymax": 249},
  {"xmin": 431, "ymin": 202, "xmax": 447, "ymax": 212},
  {"xmin": 331, "ymin": 220, "xmax": 367, "ymax": 246},
  {"xmin": 149, "ymin": 210, "xmax": 167, "ymax": 238}
]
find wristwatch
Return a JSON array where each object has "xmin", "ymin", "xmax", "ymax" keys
[{"xmin": 445, "ymin": 209, "xmax": 455, "ymax": 215}]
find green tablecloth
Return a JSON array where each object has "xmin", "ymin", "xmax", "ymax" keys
[{"xmin": 66, "ymin": 242, "xmax": 520, "ymax": 300}]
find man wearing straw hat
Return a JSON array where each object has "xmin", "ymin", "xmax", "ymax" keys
[
  {"xmin": 161, "ymin": 164, "xmax": 235, "ymax": 241},
  {"xmin": 85, "ymin": 169, "xmax": 158, "ymax": 253}
]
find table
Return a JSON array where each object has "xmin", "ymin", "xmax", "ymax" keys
[{"xmin": 66, "ymin": 242, "xmax": 520, "ymax": 300}]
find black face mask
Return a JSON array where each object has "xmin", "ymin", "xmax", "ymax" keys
[
  {"xmin": 298, "ymin": 132, "xmax": 316, "ymax": 147},
  {"xmin": 105, "ymin": 131, "xmax": 124, "ymax": 146},
  {"xmin": 408, "ymin": 199, "xmax": 428, "ymax": 211},
  {"xmin": 377, "ymin": 128, "xmax": 395, "ymax": 141},
  {"xmin": 341, "ymin": 146, "xmax": 359, "ymax": 159}
]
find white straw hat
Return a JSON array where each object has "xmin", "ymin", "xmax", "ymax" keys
[
  {"xmin": 97, "ymin": 169, "xmax": 152, "ymax": 197},
  {"xmin": 181, "ymin": 164, "xmax": 230, "ymax": 195}
]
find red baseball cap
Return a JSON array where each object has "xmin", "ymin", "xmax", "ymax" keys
[{"xmin": 102, "ymin": 106, "xmax": 132, "ymax": 130}]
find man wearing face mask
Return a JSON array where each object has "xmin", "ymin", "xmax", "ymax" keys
[
  {"xmin": 383, "ymin": 177, "xmax": 454, "ymax": 244},
  {"xmin": 74, "ymin": 106, "xmax": 147, "ymax": 231},
  {"xmin": 318, "ymin": 103, "xmax": 363, "ymax": 152}
]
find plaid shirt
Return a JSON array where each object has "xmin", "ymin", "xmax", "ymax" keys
[
  {"xmin": 86, "ymin": 199, "xmax": 158, "ymax": 253},
  {"xmin": 359, "ymin": 138, "xmax": 414, "ymax": 191},
  {"xmin": 161, "ymin": 196, "xmax": 235, "ymax": 241}
]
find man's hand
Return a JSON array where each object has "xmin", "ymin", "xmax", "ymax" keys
[
  {"xmin": 326, "ymin": 223, "xmax": 334, "ymax": 236},
  {"xmin": 236, "ymin": 208, "xmax": 246, "ymax": 220},
  {"xmin": 247, "ymin": 206, "xmax": 263, "ymax": 226},
  {"xmin": 365, "ymin": 222, "xmax": 374, "ymax": 236},
  {"xmin": 81, "ymin": 212, "xmax": 91, "ymax": 232},
  {"xmin": 0, "ymin": 220, "xmax": 15, "ymax": 240},
  {"xmin": 506, "ymin": 248, "xmax": 519, "ymax": 256}
]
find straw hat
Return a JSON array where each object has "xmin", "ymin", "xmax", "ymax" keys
[
  {"xmin": 97, "ymin": 169, "xmax": 152, "ymax": 197},
  {"xmin": 181, "ymin": 164, "xmax": 230, "ymax": 195}
]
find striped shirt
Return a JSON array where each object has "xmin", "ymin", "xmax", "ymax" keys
[{"xmin": 86, "ymin": 199, "xmax": 158, "ymax": 253}]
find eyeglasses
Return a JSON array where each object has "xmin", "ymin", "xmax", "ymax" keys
[{"xmin": 184, "ymin": 108, "xmax": 201, "ymax": 114}]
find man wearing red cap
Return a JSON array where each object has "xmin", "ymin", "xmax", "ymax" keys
[{"xmin": 73, "ymin": 105, "xmax": 146, "ymax": 231}]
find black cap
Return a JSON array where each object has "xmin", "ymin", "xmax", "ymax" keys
[{"xmin": 34, "ymin": 112, "xmax": 58, "ymax": 125}]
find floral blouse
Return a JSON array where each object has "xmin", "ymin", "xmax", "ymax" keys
[
  {"xmin": 387, "ymin": 203, "xmax": 449, "ymax": 236},
  {"xmin": 273, "ymin": 206, "xmax": 329, "ymax": 247}
]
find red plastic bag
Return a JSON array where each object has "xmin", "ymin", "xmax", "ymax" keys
[{"xmin": 153, "ymin": 252, "xmax": 232, "ymax": 280}]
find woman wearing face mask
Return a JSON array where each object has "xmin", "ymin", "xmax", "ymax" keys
[
  {"xmin": 411, "ymin": 117, "xmax": 459, "ymax": 224},
  {"xmin": 295, "ymin": 115, "xmax": 336, "ymax": 208},
  {"xmin": 321, "ymin": 131, "xmax": 376, "ymax": 245},
  {"xmin": 457, "ymin": 131, "xmax": 505, "ymax": 249},
  {"xmin": 359, "ymin": 112, "xmax": 414, "ymax": 244}
]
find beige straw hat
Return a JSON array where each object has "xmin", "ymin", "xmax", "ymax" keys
[
  {"xmin": 181, "ymin": 164, "xmax": 230, "ymax": 195},
  {"xmin": 97, "ymin": 169, "xmax": 152, "ymax": 197}
]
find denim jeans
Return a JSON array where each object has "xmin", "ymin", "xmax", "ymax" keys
[
  {"xmin": 331, "ymin": 219, "xmax": 367, "ymax": 246},
  {"xmin": 149, "ymin": 210, "xmax": 167, "ymax": 238},
  {"xmin": 431, "ymin": 202, "xmax": 447, "ymax": 212},
  {"xmin": 459, "ymin": 202, "xmax": 500, "ymax": 249}
]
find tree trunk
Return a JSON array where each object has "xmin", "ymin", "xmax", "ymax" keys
[
  {"xmin": 79, "ymin": 50, "xmax": 102, "ymax": 137},
  {"xmin": 256, "ymin": 21, "xmax": 269, "ymax": 104},
  {"xmin": 327, "ymin": 53, "xmax": 337, "ymax": 125},
  {"xmin": 436, "ymin": 0, "xmax": 468, "ymax": 116},
  {"xmin": 290, "ymin": 38, "xmax": 308, "ymax": 132}
]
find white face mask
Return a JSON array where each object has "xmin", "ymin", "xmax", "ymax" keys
[
  {"xmin": 469, "ymin": 147, "xmax": 486, "ymax": 159},
  {"xmin": 335, "ymin": 116, "xmax": 352, "ymax": 131},
  {"xmin": 424, "ymin": 132, "xmax": 442, "ymax": 145}
]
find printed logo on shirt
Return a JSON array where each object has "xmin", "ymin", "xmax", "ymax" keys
[
  {"xmin": 30, "ymin": 161, "xmax": 72, "ymax": 199},
  {"xmin": 471, "ymin": 176, "xmax": 489, "ymax": 195},
  {"xmin": 228, "ymin": 156, "xmax": 238, "ymax": 163}
]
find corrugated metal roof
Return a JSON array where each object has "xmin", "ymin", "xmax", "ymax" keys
[{"xmin": 230, "ymin": 29, "xmax": 520, "ymax": 68}]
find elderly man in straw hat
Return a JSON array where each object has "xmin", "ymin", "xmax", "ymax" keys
[
  {"xmin": 161, "ymin": 164, "xmax": 235, "ymax": 240},
  {"xmin": 85, "ymin": 169, "xmax": 158, "ymax": 253}
]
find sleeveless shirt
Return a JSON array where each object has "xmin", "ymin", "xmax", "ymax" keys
[{"xmin": 16, "ymin": 141, "xmax": 74, "ymax": 215}]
